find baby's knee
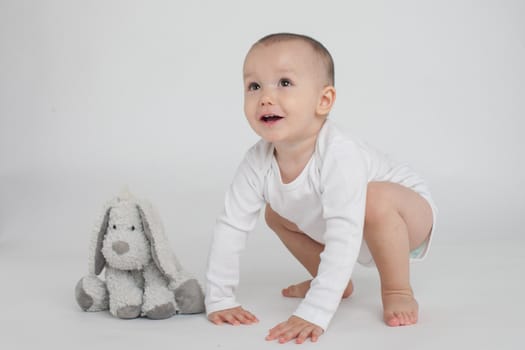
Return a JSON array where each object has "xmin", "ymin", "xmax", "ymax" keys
[
  {"xmin": 264, "ymin": 204, "xmax": 280, "ymax": 230},
  {"xmin": 264, "ymin": 205, "xmax": 277, "ymax": 228},
  {"xmin": 264, "ymin": 205, "xmax": 300, "ymax": 233},
  {"xmin": 365, "ymin": 182, "xmax": 396, "ymax": 225}
]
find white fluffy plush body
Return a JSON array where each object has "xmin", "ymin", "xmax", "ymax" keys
[{"xmin": 75, "ymin": 190, "xmax": 205, "ymax": 319}]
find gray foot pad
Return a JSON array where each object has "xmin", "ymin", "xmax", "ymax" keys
[{"xmin": 145, "ymin": 303, "xmax": 177, "ymax": 320}]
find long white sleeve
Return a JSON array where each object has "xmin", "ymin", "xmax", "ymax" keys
[
  {"xmin": 205, "ymin": 145, "xmax": 267, "ymax": 315},
  {"xmin": 293, "ymin": 139, "xmax": 368, "ymax": 330}
]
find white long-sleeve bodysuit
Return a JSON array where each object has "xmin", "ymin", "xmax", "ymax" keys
[{"xmin": 205, "ymin": 119, "xmax": 436, "ymax": 330}]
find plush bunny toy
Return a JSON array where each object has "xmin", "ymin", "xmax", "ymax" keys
[{"xmin": 75, "ymin": 190, "xmax": 205, "ymax": 319}]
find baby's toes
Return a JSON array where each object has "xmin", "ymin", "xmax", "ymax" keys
[
  {"xmin": 400, "ymin": 312, "xmax": 411, "ymax": 325},
  {"xmin": 398, "ymin": 311, "xmax": 416, "ymax": 326},
  {"xmin": 281, "ymin": 285, "xmax": 296, "ymax": 297},
  {"xmin": 384, "ymin": 311, "xmax": 401, "ymax": 327},
  {"xmin": 408, "ymin": 311, "xmax": 418, "ymax": 325}
]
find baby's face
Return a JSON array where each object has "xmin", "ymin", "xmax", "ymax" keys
[{"xmin": 243, "ymin": 40, "xmax": 328, "ymax": 145}]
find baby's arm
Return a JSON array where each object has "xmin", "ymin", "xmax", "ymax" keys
[
  {"xmin": 267, "ymin": 139, "xmax": 369, "ymax": 342},
  {"xmin": 208, "ymin": 306, "xmax": 259, "ymax": 326},
  {"xmin": 205, "ymin": 145, "xmax": 266, "ymax": 324}
]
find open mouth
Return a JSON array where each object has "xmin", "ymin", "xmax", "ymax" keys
[{"xmin": 260, "ymin": 114, "xmax": 284, "ymax": 123}]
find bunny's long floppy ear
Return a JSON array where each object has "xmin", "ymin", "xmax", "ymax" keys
[
  {"xmin": 137, "ymin": 200, "xmax": 181, "ymax": 283},
  {"xmin": 88, "ymin": 201, "xmax": 113, "ymax": 275}
]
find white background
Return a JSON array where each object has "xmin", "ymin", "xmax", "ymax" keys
[{"xmin": 1, "ymin": 1, "xmax": 524, "ymax": 349}]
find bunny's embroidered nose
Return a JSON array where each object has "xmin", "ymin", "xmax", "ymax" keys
[{"xmin": 112, "ymin": 241, "xmax": 130, "ymax": 255}]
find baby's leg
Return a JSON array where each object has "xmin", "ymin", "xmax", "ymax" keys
[
  {"xmin": 364, "ymin": 182, "xmax": 433, "ymax": 327},
  {"xmin": 264, "ymin": 205, "xmax": 353, "ymax": 298}
]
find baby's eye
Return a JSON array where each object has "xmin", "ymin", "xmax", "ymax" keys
[
  {"xmin": 131, "ymin": 226, "xmax": 136, "ymax": 231},
  {"xmin": 279, "ymin": 78, "xmax": 292, "ymax": 87},
  {"xmin": 247, "ymin": 82, "xmax": 260, "ymax": 91},
  {"xmin": 112, "ymin": 224, "xmax": 117, "ymax": 230}
]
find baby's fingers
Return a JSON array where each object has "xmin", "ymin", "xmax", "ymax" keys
[
  {"xmin": 266, "ymin": 321, "xmax": 293, "ymax": 342},
  {"xmin": 208, "ymin": 307, "xmax": 259, "ymax": 326},
  {"xmin": 240, "ymin": 310, "xmax": 259, "ymax": 323},
  {"xmin": 208, "ymin": 313, "xmax": 226, "ymax": 325},
  {"xmin": 236, "ymin": 314, "xmax": 257, "ymax": 325},
  {"xmin": 266, "ymin": 316, "xmax": 324, "ymax": 344},
  {"xmin": 210, "ymin": 313, "xmax": 239, "ymax": 325},
  {"xmin": 297, "ymin": 326, "xmax": 323, "ymax": 344},
  {"xmin": 296, "ymin": 327, "xmax": 312, "ymax": 344}
]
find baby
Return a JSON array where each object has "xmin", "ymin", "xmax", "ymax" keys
[{"xmin": 205, "ymin": 33, "xmax": 436, "ymax": 344}]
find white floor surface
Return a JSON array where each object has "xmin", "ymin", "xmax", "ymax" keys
[{"xmin": 1, "ymin": 234, "xmax": 523, "ymax": 349}]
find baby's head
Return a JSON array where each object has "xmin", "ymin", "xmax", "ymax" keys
[
  {"xmin": 243, "ymin": 33, "xmax": 336, "ymax": 144},
  {"xmin": 249, "ymin": 33, "xmax": 334, "ymax": 86}
]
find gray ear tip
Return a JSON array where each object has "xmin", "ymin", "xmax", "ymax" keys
[
  {"xmin": 94, "ymin": 257, "xmax": 105, "ymax": 275},
  {"xmin": 90, "ymin": 205, "xmax": 110, "ymax": 275}
]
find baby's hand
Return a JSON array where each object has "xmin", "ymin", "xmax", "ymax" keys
[
  {"xmin": 266, "ymin": 315, "xmax": 324, "ymax": 344},
  {"xmin": 208, "ymin": 306, "xmax": 259, "ymax": 326}
]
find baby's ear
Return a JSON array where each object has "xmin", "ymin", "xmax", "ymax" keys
[{"xmin": 316, "ymin": 85, "xmax": 336, "ymax": 116}]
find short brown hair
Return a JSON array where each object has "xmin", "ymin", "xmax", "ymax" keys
[{"xmin": 253, "ymin": 32, "xmax": 335, "ymax": 86}]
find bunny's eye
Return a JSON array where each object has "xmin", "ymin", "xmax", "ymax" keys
[
  {"xmin": 112, "ymin": 225, "xmax": 117, "ymax": 230},
  {"xmin": 131, "ymin": 226, "xmax": 136, "ymax": 231}
]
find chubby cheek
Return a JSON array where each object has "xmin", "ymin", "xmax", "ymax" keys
[{"xmin": 244, "ymin": 98, "xmax": 258, "ymax": 122}]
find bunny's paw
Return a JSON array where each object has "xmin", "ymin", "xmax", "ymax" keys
[
  {"xmin": 144, "ymin": 302, "xmax": 177, "ymax": 319},
  {"xmin": 174, "ymin": 279, "xmax": 205, "ymax": 314},
  {"xmin": 75, "ymin": 275, "xmax": 108, "ymax": 312},
  {"xmin": 116, "ymin": 305, "xmax": 141, "ymax": 319}
]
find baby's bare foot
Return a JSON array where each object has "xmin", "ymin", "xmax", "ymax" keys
[
  {"xmin": 281, "ymin": 280, "xmax": 311, "ymax": 298},
  {"xmin": 382, "ymin": 289, "xmax": 419, "ymax": 327},
  {"xmin": 282, "ymin": 280, "xmax": 354, "ymax": 299}
]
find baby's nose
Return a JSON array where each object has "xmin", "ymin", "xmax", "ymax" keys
[
  {"xmin": 259, "ymin": 89, "xmax": 274, "ymax": 106},
  {"xmin": 112, "ymin": 241, "xmax": 130, "ymax": 255},
  {"xmin": 260, "ymin": 94, "xmax": 274, "ymax": 106}
]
